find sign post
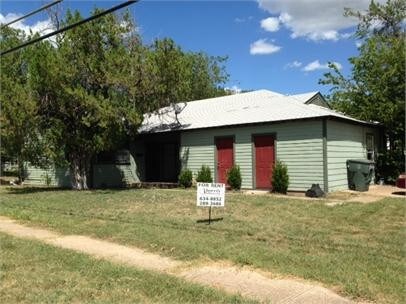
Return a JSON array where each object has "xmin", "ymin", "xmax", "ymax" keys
[{"xmin": 197, "ymin": 183, "xmax": 225, "ymax": 224}]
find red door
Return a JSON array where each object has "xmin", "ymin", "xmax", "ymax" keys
[
  {"xmin": 216, "ymin": 138, "xmax": 234, "ymax": 184},
  {"xmin": 254, "ymin": 135, "xmax": 275, "ymax": 189}
]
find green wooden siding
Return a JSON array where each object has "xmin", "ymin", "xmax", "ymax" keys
[
  {"xmin": 92, "ymin": 164, "xmax": 137, "ymax": 188},
  {"xmin": 180, "ymin": 120, "xmax": 324, "ymax": 191},
  {"xmin": 308, "ymin": 95, "xmax": 330, "ymax": 108},
  {"xmin": 326, "ymin": 120, "xmax": 379, "ymax": 191},
  {"xmin": 25, "ymin": 153, "xmax": 138, "ymax": 188},
  {"xmin": 24, "ymin": 165, "xmax": 71, "ymax": 188}
]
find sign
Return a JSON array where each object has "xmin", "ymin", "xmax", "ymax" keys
[{"xmin": 197, "ymin": 183, "xmax": 225, "ymax": 207}]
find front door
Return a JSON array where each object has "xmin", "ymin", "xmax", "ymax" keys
[
  {"xmin": 216, "ymin": 137, "xmax": 234, "ymax": 184},
  {"xmin": 254, "ymin": 135, "xmax": 275, "ymax": 189}
]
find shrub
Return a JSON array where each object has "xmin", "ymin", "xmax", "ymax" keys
[
  {"xmin": 42, "ymin": 172, "xmax": 52, "ymax": 187},
  {"xmin": 178, "ymin": 169, "xmax": 193, "ymax": 188},
  {"xmin": 196, "ymin": 165, "xmax": 213, "ymax": 183},
  {"xmin": 272, "ymin": 160, "xmax": 289, "ymax": 194},
  {"xmin": 227, "ymin": 165, "xmax": 242, "ymax": 190}
]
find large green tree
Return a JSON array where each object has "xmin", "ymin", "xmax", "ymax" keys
[
  {"xmin": 24, "ymin": 8, "xmax": 228, "ymax": 190},
  {"xmin": 29, "ymin": 10, "xmax": 143, "ymax": 189},
  {"xmin": 320, "ymin": 0, "xmax": 405, "ymax": 181},
  {"xmin": 0, "ymin": 27, "xmax": 44, "ymax": 183}
]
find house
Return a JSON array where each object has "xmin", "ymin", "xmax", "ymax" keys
[{"xmin": 25, "ymin": 90, "xmax": 381, "ymax": 192}]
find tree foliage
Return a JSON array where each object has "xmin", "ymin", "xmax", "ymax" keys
[
  {"xmin": 0, "ymin": 27, "xmax": 44, "ymax": 183},
  {"xmin": 1, "ymin": 8, "xmax": 229, "ymax": 189},
  {"xmin": 320, "ymin": 0, "xmax": 405, "ymax": 181}
]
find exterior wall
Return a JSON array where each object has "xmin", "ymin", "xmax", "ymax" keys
[
  {"xmin": 25, "ymin": 151, "xmax": 139, "ymax": 188},
  {"xmin": 180, "ymin": 120, "xmax": 324, "ymax": 191},
  {"xmin": 24, "ymin": 165, "xmax": 71, "ymax": 187},
  {"xmin": 327, "ymin": 120, "xmax": 380, "ymax": 191},
  {"xmin": 92, "ymin": 163, "xmax": 137, "ymax": 188}
]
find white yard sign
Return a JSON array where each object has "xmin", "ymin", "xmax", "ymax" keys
[{"xmin": 197, "ymin": 183, "xmax": 225, "ymax": 207}]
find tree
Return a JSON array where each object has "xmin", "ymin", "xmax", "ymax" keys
[
  {"xmin": 2, "ymin": 8, "xmax": 230, "ymax": 190},
  {"xmin": 29, "ymin": 9, "xmax": 142, "ymax": 189},
  {"xmin": 320, "ymin": 0, "xmax": 405, "ymax": 182},
  {"xmin": 0, "ymin": 27, "xmax": 44, "ymax": 183},
  {"xmin": 137, "ymin": 38, "xmax": 229, "ymax": 113}
]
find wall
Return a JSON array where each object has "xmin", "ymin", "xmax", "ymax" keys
[
  {"xmin": 92, "ymin": 163, "xmax": 137, "ymax": 188},
  {"xmin": 180, "ymin": 120, "xmax": 324, "ymax": 191},
  {"xmin": 25, "ymin": 152, "xmax": 139, "ymax": 188},
  {"xmin": 327, "ymin": 120, "xmax": 380, "ymax": 191},
  {"xmin": 24, "ymin": 165, "xmax": 71, "ymax": 187}
]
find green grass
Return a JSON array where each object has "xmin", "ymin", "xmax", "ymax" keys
[
  {"xmin": 0, "ymin": 187, "xmax": 405, "ymax": 303},
  {"xmin": 0, "ymin": 232, "xmax": 253, "ymax": 303}
]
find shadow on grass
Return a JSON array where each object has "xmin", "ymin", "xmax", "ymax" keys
[
  {"xmin": 4, "ymin": 186, "xmax": 132, "ymax": 195},
  {"xmin": 4, "ymin": 187, "xmax": 72, "ymax": 195},
  {"xmin": 196, "ymin": 217, "xmax": 224, "ymax": 225}
]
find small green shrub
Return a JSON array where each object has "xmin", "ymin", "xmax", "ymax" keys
[
  {"xmin": 42, "ymin": 172, "xmax": 52, "ymax": 187},
  {"xmin": 272, "ymin": 160, "xmax": 289, "ymax": 193},
  {"xmin": 227, "ymin": 165, "xmax": 242, "ymax": 190},
  {"xmin": 196, "ymin": 165, "xmax": 213, "ymax": 183},
  {"xmin": 178, "ymin": 169, "xmax": 193, "ymax": 188}
]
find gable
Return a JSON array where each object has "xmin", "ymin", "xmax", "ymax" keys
[{"xmin": 306, "ymin": 93, "xmax": 330, "ymax": 109}]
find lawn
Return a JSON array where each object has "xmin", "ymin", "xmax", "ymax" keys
[
  {"xmin": 0, "ymin": 187, "xmax": 405, "ymax": 303},
  {"xmin": 0, "ymin": 233, "xmax": 253, "ymax": 303}
]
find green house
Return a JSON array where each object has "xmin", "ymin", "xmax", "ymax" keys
[{"xmin": 25, "ymin": 90, "xmax": 381, "ymax": 192}]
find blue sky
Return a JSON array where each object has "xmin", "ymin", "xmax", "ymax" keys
[{"xmin": 0, "ymin": 0, "xmax": 378, "ymax": 95}]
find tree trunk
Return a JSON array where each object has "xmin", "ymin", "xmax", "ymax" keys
[
  {"xmin": 16, "ymin": 154, "xmax": 25, "ymax": 185},
  {"xmin": 69, "ymin": 153, "xmax": 91, "ymax": 190}
]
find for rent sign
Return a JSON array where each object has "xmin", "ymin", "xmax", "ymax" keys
[{"xmin": 197, "ymin": 183, "xmax": 225, "ymax": 207}]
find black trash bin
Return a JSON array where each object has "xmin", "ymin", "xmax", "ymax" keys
[{"xmin": 346, "ymin": 159, "xmax": 374, "ymax": 191}]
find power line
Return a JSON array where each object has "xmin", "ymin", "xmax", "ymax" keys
[
  {"xmin": 0, "ymin": 0, "xmax": 138, "ymax": 56},
  {"xmin": 1, "ymin": 0, "xmax": 63, "ymax": 28}
]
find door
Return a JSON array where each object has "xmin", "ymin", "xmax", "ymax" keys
[
  {"xmin": 254, "ymin": 135, "xmax": 275, "ymax": 189},
  {"xmin": 216, "ymin": 137, "xmax": 234, "ymax": 184}
]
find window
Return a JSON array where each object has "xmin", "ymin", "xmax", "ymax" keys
[{"xmin": 366, "ymin": 134, "xmax": 375, "ymax": 160}]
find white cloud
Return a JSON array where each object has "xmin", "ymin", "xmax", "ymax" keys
[
  {"xmin": 302, "ymin": 60, "xmax": 342, "ymax": 72},
  {"xmin": 250, "ymin": 39, "xmax": 281, "ymax": 55},
  {"xmin": 260, "ymin": 17, "xmax": 280, "ymax": 32},
  {"xmin": 257, "ymin": 0, "xmax": 385, "ymax": 41},
  {"xmin": 0, "ymin": 13, "xmax": 54, "ymax": 36},
  {"xmin": 285, "ymin": 60, "xmax": 302, "ymax": 69}
]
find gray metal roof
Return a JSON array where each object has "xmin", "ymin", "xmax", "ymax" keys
[
  {"xmin": 290, "ymin": 92, "xmax": 319, "ymax": 103},
  {"xmin": 139, "ymin": 90, "xmax": 377, "ymax": 133}
]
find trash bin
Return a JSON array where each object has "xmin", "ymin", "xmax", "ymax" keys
[{"xmin": 346, "ymin": 159, "xmax": 374, "ymax": 191}]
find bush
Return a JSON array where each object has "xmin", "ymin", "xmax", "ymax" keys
[
  {"xmin": 196, "ymin": 165, "xmax": 213, "ymax": 183},
  {"xmin": 178, "ymin": 169, "xmax": 193, "ymax": 188},
  {"xmin": 375, "ymin": 150, "xmax": 404, "ymax": 184},
  {"xmin": 227, "ymin": 165, "xmax": 242, "ymax": 190},
  {"xmin": 272, "ymin": 160, "xmax": 289, "ymax": 193}
]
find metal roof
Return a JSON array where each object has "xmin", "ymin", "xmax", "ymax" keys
[
  {"xmin": 139, "ymin": 90, "xmax": 377, "ymax": 133},
  {"xmin": 290, "ymin": 92, "xmax": 319, "ymax": 103}
]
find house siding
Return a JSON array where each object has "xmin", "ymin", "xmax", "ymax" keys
[
  {"xmin": 180, "ymin": 120, "xmax": 324, "ymax": 191},
  {"xmin": 25, "ymin": 153, "xmax": 138, "ymax": 188},
  {"xmin": 24, "ymin": 165, "xmax": 71, "ymax": 187},
  {"xmin": 92, "ymin": 163, "xmax": 137, "ymax": 188},
  {"xmin": 326, "ymin": 120, "xmax": 379, "ymax": 191}
]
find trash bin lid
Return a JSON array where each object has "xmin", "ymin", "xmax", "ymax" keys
[{"xmin": 347, "ymin": 159, "xmax": 374, "ymax": 164}]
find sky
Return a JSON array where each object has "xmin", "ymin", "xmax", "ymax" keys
[{"xmin": 0, "ymin": 0, "xmax": 381, "ymax": 95}]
